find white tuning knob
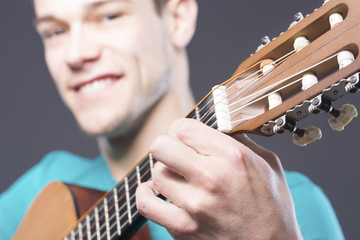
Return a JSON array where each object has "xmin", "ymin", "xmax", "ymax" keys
[
  {"xmin": 294, "ymin": 36, "xmax": 310, "ymax": 52},
  {"xmin": 292, "ymin": 126, "xmax": 322, "ymax": 147},
  {"xmin": 329, "ymin": 104, "xmax": 358, "ymax": 131},
  {"xmin": 337, "ymin": 50, "xmax": 355, "ymax": 69}
]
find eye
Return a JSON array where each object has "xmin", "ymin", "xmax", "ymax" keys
[
  {"xmin": 101, "ymin": 13, "xmax": 121, "ymax": 22},
  {"xmin": 42, "ymin": 27, "xmax": 65, "ymax": 39}
]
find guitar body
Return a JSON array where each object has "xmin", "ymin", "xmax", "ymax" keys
[{"xmin": 13, "ymin": 182, "xmax": 150, "ymax": 240}]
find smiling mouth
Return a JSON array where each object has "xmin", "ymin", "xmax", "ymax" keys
[{"xmin": 74, "ymin": 75, "xmax": 122, "ymax": 94}]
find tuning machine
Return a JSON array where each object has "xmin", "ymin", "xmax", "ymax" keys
[
  {"xmin": 271, "ymin": 115, "xmax": 322, "ymax": 146},
  {"xmin": 308, "ymin": 74, "xmax": 359, "ymax": 131}
]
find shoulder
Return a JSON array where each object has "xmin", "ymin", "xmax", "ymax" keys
[
  {"xmin": 284, "ymin": 171, "xmax": 344, "ymax": 240},
  {"xmin": 13, "ymin": 150, "xmax": 115, "ymax": 192},
  {"xmin": 0, "ymin": 150, "xmax": 113, "ymax": 239}
]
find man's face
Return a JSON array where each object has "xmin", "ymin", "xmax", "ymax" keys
[{"xmin": 34, "ymin": 0, "xmax": 172, "ymax": 137}]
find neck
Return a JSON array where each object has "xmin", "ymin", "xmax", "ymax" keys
[{"xmin": 97, "ymin": 51, "xmax": 195, "ymax": 181}]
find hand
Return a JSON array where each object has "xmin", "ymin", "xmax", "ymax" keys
[{"xmin": 136, "ymin": 118, "xmax": 302, "ymax": 240}]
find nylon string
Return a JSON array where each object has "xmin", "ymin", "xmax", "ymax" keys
[{"xmin": 194, "ymin": 49, "xmax": 296, "ymax": 128}]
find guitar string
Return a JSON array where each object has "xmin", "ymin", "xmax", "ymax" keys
[
  {"xmin": 227, "ymin": 53, "xmax": 339, "ymax": 109},
  {"xmin": 201, "ymin": 53, "xmax": 293, "ymax": 128},
  {"xmin": 200, "ymin": 50, "xmax": 295, "ymax": 127},
  {"xmin": 80, "ymin": 166, "xmax": 153, "ymax": 240},
  {"xmin": 69, "ymin": 180, "xmax": 142, "ymax": 239},
  {"xmin": 201, "ymin": 50, "xmax": 294, "ymax": 128},
  {"xmin": 195, "ymin": 50, "xmax": 296, "ymax": 124},
  {"xmin": 224, "ymin": 49, "xmax": 296, "ymax": 102},
  {"xmin": 68, "ymin": 50, "xmax": 336, "ymax": 240},
  {"xmin": 69, "ymin": 161, "xmax": 151, "ymax": 239},
  {"xmin": 208, "ymin": 53, "xmax": 338, "ymax": 128}
]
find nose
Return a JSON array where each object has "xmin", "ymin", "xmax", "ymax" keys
[{"xmin": 65, "ymin": 28, "xmax": 101, "ymax": 71}]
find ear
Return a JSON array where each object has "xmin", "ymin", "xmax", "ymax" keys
[{"xmin": 164, "ymin": 0, "xmax": 198, "ymax": 48}]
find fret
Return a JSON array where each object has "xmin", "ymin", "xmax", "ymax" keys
[
  {"xmin": 78, "ymin": 222, "xmax": 83, "ymax": 240},
  {"xmin": 95, "ymin": 207, "xmax": 100, "ymax": 240},
  {"xmin": 104, "ymin": 193, "xmax": 117, "ymax": 239},
  {"xmin": 86, "ymin": 215, "xmax": 91, "ymax": 240},
  {"xmin": 136, "ymin": 165, "xmax": 141, "ymax": 186},
  {"xmin": 128, "ymin": 170, "xmax": 139, "ymax": 220},
  {"xmin": 124, "ymin": 177, "xmax": 132, "ymax": 224},
  {"xmin": 113, "ymin": 188, "xmax": 121, "ymax": 236},
  {"xmin": 103, "ymin": 198, "xmax": 111, "ymax": 240},
  {"xmin": 116, "ymin": 181, "xmax": 128, "ymax": 231},
  {"xmin": 149, "ymin": 153, "xmax": 154, "ymax": 177},
  {"xmin": 71, "ymin": 230, "xmax": 75, "ymax": 240},
  {"xmin": 97, "ymin": 201, "xmax": 107, "ymax": 239}
]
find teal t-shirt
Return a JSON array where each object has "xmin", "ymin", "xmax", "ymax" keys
[{"xmin": 0, "ymin": 150, "xmax": 344, "ymax": 239}]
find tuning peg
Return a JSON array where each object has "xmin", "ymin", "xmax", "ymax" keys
[
  {"xmin": 292, "ymin": 126, "xmax": 322, "ymax": 147},
  {"xmin": 289, "ymin": 12, "xmax": 304, "ymax": 28},
  {"xmin": 328, "ymin": 104, "xmax": 358, "ymax": 131},
  {"xmin": 256, "ymin": 36, "xmax": 271, "ymax": 52}
]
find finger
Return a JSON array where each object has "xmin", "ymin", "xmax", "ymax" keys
[
  {"xmin": 152, "ymin": 162, "xmax": 196, "ymax": 208},
  {"xmin": 232, "ymin": 133, "xmax": 283, "ymax": 172},
  {"xmin": 151, "ymin": 134, "xmax": 205, "ymax": 181},
  {"xmin": 167, "ymin": 118, "xmax": 242, "ymax": 158},
  {"xmin": 136, "ymin": 181, "xmax": 195, "ymax": 234}
]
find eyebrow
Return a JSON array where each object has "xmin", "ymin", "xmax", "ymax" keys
[
  {"xmin": 34, "ymin": 16, "xmax": 59, "ymax": 26},
  {"xmin": 86, "ymin": 0, "xmax": 130, "ymax": 9},
  {"xmin": 34, "ymin": 0, "xmax": 130, "ymax": 26}
]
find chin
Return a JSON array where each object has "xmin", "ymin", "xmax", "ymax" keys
[{"xmin": 75, "ymin": 114, "xmax": 138, "ymax": 139}]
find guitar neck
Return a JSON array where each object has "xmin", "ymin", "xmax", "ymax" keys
[{"xmin": 63, "ymin": 95, "xmax": 218, "ymax": 240}]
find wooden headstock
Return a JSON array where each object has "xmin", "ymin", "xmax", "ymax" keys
[{"xmin": 207, "ymin": 0, "xmax": 360, "ymax": 144}]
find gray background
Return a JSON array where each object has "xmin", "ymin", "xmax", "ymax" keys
[{"xmin": 1, "ymin": 0, "xmax": 359, "ymax": 239}]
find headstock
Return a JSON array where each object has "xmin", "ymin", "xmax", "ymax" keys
[{"xmin": 206, "ymin": 0, "xmax": 360, "ymax": 146}]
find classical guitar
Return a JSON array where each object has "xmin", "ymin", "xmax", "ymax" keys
[{"xmin": 13, "ymin": 0, "xmax": 360, "ymax": 239}]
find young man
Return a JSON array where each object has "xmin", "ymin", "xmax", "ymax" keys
[{"xmin": 0, "ymin": 0, "xmax": 344, "ymax": 239}]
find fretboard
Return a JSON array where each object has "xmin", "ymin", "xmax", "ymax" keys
[{"xmin": 64, "ymin": 95, "xmax": 217, "ymax": 240}]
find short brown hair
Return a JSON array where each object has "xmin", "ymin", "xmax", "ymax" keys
[{"xmin": 154, "ymin": 0, "xmax": 167, "ymax": 15}]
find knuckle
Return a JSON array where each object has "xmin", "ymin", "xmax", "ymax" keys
[
  {"xmin": 150, "ymin": 135, "xmax": 167, "ymax": 157},
  {"xmin": 224, "ymin": 144, "xmax": 246, "ymax": 168},
  {"xmin": 197, "ymin": 165, "xmax": 227, "ymax": 195},
  {"xmin": 187, "ymin": 198, "xmax": 203, "ymax": 215},
  {"xmin": 186, "ymin": 197, "xmax": 216, "ymax": 219},
  {"xmin": 170, "ymin": 218, "xmax": 198, "ymax": 237},
  {"xmin": 203, "ymin": 173, "xmax": 225, "ymax": 195},
  {"xmin": 170, "ymin": 118, "xmax": 197, "ymax": 141}
]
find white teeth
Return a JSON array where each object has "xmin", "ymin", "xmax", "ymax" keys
[{"xmin": 79, "ymin": 78, "xmax": 113, "ymax": 93}]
